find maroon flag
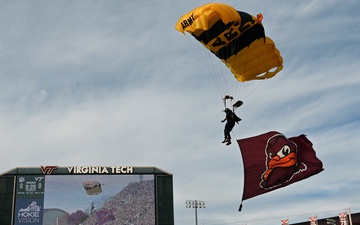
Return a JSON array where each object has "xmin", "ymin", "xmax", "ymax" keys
[{"xmin": 238, "ymin": 131, "xmax": 323, "ymax": 205}]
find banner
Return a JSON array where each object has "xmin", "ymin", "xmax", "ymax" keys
[
  {"xmin": 309, "ymin": 216, "xmax": 318, "ymax": 225},
  {"xmin": 281, "ymin": 219, "xmax": 289, "ymax": 225},
  {"xmin": 339, "ymin": 213, "xmax": 348, "ymax": 225},
  {"xmin": 238, "ymin": 131, "xmax": 324, "ymax": 201},
  {"xmin": 14, "ymin": 175, "xmax": 45, "ymax": 225}
]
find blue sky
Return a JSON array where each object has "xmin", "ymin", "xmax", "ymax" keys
[{"xmin": 0, "ymin": 1, "xmax": 359, "ymax": 225}]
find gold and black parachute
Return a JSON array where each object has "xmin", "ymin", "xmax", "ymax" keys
[{"xmin": 175, "ymin": 3, "xmax": 283, "ymax": 83}]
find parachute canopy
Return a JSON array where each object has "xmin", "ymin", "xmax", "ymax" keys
[
  {"xmin": 175, "ymin": 3, "xmax": 283, "ymax": 83},
  {"xmin": 83, "ymin": 181, "xmax": 102, "ymax": 195}
]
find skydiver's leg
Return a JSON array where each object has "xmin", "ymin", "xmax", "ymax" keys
[
  {"xmin": 222, "ymin": 129, "xmax": 228, "ymax": 143},
  {"xmin": 224, "ymin": 129, "xmax": 231, "ymax": 141},
  {"xmin": 226, "ymin": 129, "xmax": 232, "ymax": 145},
  {"xmin": 225, "ymin": 123, "xmax": 235, "ymax": 145}
]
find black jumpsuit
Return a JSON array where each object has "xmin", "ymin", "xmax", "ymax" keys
[{"xmin": 223, "ymin": 110, "xmax": 236, "ymax": 141}]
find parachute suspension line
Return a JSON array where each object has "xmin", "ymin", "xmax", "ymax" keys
[
  {"xmin": 184, "ymin": 26, "xmax": 230, "ymax": 104},
  {"xmin": 185, "ymin": 24, "xmax": 244, "ymax": 106},
  {"xmin": 204, "ymin": 28, "xmax": 232, "ymax": 100},
  {"xmin": 183, "ymin": 25, "xmax": 261, "ymax": 107},
  {"xmin": 203, "ymin": 27, "xmax": 236, "ymax": 105},
  {"xmin": 184, "ymin": 35, "xmax": 224, "ymax": 101},
  {"xmin": 242, "ymin": 80, "xmax": 265, "ymax": 101},
  {"xmin": 229, "ymin": 22, "xmax": 265, "ymax": 102},
  {"xmin": 221, "ymin": 25, "xmax": 245, "ymax": 104},
  {"xmin": 207, "ymin": 50, "xmax": 227, "ymax": 99}
]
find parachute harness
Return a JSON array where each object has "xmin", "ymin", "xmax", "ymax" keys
[
  {"xmin": 223, "ymin": 95, "xmax": 244, "ymax": 113},
  {"xmin": 223, "ymin": 95, "xmax": 234, "ymax": 108}
]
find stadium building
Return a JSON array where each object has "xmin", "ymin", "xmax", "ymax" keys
[{"xmin": 0, "ymin": 166, "xmax": 174, "ymax": 225}]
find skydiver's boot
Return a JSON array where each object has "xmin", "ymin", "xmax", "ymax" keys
[
  {"xmin": 226, "ymin": 140, "xmax": 232, "ymax": 145},
  {"xmin": 222, "ymin": 138, "xmax": 228, "ymax": 143}
]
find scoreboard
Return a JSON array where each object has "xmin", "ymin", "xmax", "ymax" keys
[{"xmin": 0, "ymin": 166, "xmax": 174, "ymax": 225}]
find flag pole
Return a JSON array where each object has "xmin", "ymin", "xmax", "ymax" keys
[{"xmin": 348, "ymin": 208, "xmax": 353, "ymax": 225}]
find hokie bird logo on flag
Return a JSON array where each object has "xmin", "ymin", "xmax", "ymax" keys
[{"xmin": 237, "ymin": 131, "xmax": 323, "ymax": 208}]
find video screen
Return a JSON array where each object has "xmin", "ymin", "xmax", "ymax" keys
[{"xmin": 14, "ymin": 174, "xmax": 155, "ymax": 225}]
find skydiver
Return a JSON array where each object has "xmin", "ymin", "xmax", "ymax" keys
[
  {"xmin": 221, "ymin": 108, "xmax": 241, "ymax": 145},
  {"xmin": 91, "ymin": 202, "xmax": 95, "ymax": 214}
]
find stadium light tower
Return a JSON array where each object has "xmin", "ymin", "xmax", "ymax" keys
[{"xmin": 186, "ymin": 200, "xmax": 205, "ymax": 225}]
